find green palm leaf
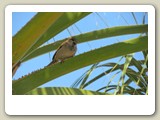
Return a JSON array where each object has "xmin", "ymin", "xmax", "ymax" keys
[
  {"xmin": 13, "ymin": 36, "xmax": 147, "ymax": 95},
  {"xmin": 22, "ymin": 24, "xmax": 148, "ymax": 62},
  {"xmin": 26, "ymin": 87, "xmax": 110, "ymax": 95}
]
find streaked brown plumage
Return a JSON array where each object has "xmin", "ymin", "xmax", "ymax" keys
[{"xmin": 47, "ymin": 37, "xmax": 77, "ymax": 66}]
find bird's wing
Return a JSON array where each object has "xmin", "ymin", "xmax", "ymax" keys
[{"xmin": 52, "ymin": 41, "xmax": 68, "ymax": 60}]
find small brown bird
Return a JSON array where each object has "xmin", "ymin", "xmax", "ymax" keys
[{"xmin": 47, "ymin": 37, "xmax": 77, "ymax": 66}]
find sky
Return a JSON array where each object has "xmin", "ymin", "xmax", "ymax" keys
[{"xmin": 12, "ymin": 12, "xmax": 148, "ymax": 92}]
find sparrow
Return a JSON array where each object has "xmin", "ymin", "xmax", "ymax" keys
[{"xmin": 47, "ymin": 37, "xmax": 77, "ymax": 66}]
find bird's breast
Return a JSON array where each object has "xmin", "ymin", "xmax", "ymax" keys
[{"xmin": 55, "ymin": 45, "xmax": 77, "ymax": 60}]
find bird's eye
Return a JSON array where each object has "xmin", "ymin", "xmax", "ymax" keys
[
  {"xmin": 73, "ymin": 41, "xmax": 76, "ymax": 45},
  {"xmin": 71, "ymin": 38, "xmax": 74, "ymax": 41},
  {"xmin": 70, "ymin": 37, "xmax": 77, "ymax": 44}
]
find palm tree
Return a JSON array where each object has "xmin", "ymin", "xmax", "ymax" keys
[{"xmin": 12, "ymin": 12, "xmax": 148, "ymax": 95}]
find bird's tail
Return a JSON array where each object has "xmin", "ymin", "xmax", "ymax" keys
[{"xmin": 46, "ymin": 60, "xmax": 57, "ymax": 67}]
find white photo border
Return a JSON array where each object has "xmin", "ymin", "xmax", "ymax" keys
[{"xmin": 5, "ymin": 5, "xmax": 155, "ymax": 115}]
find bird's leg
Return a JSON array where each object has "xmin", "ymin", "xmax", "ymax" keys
[
  {"xmin": 60, "ymin": 55, "xmax": 74, "ymax": 64},
  {"xmin": 60, "ymin": 59, "xmax": 64, "ymax": 64}
]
